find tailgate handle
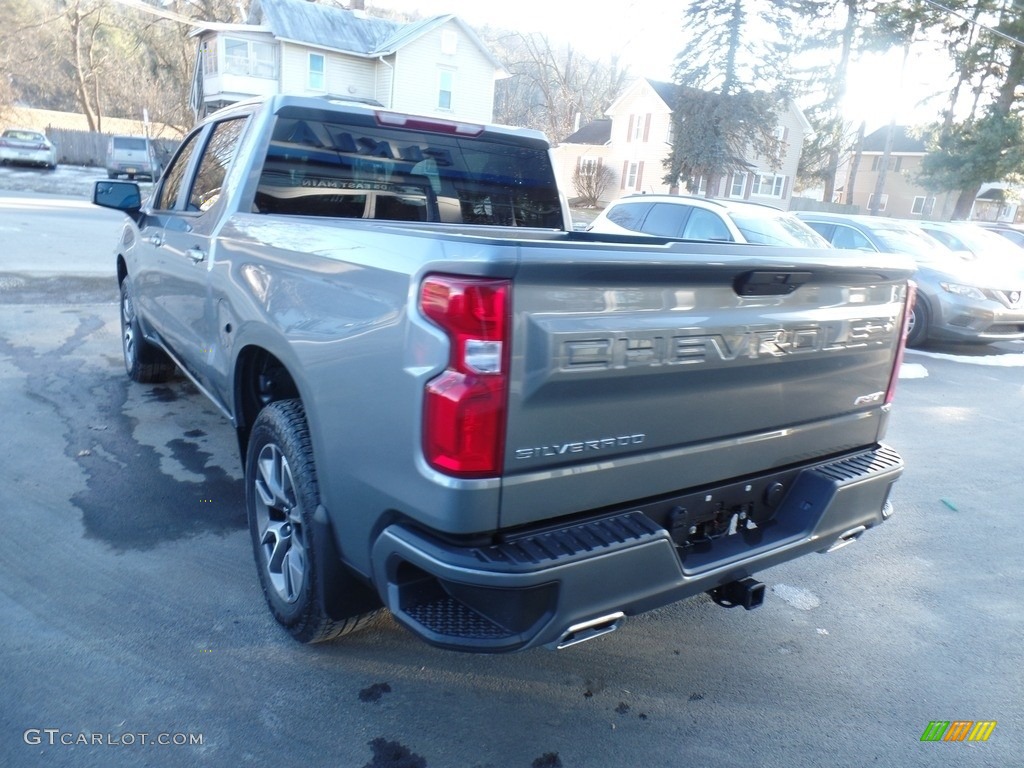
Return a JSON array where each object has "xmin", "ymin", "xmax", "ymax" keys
[{"xmin": 734, "ymin": 270, "xmax": 812, "ymax": 296}]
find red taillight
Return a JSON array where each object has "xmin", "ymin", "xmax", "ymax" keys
[
  {"xmin": 886, "ymin": 280, "xmax": 917, "ymax": 405},
  {"xmin": 421, "ymin": 275, "xmax": 510, "ymax": 477}
]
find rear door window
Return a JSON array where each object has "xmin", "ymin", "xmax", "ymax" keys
[
  {"xmin": 830, "ymin": 224, "xmax": 873, "ymax": 250},
  {"xmin": 187, "ymin": 118, "xmax": 247, "ymax": 212},
  {"xmin": 640, "ymin": 202, "xmax": 688, "ymax": 237}
]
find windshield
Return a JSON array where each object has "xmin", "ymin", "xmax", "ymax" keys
[
  {"xmin": 872, "ymin": 224, "xmax": 952, "ymax": 261},
  {"xmin": 938, "ymin": 224, "xmax": 1018, "ymax": 257},
  {"xmin": 732, "ymin": 211, "xmax": 830, "ymax": 247}
]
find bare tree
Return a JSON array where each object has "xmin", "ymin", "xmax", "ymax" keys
[
  {"xmin": 488, "ymin": 30, "xmax": 628, "ymax": 141},
  {"xmin": 571, "ymin": 163, "xmax": 614, "ymax": 206}
]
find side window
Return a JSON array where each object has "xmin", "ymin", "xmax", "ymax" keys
[
  {"xmin": 641, "ymin": 203, "xmax": 687, "ymax": 237},
  {"xmin": 682, "ymin": 208, "xmax": 732, "ymax": 241},
  {"xmin": 155, "ymin": 131, "xmax": 202, "ymax": 210},
  {"xmin": 187, "ymin": 118, "xmax": 247, "ymax": 212},
  {"xmin": 831, "ymin": 225, "xmax": 872, "ymax": 250},
  {"xmin": 607, "ymin": 202, "xmax": 652, "ymax": 232},
  {"xmin": 804, "ymin": 221, "xmax": 833, "ymax": 241}
]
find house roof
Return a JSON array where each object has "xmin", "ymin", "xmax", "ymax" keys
[
  {"xmin": 861, "ymin": 125, "xmax": 926, "ymax": 154},
  {"xmin": 236, "ymin": 0, "xmax": 503, "ymax": 71},
  {"xmin": 251, "ymin": 0, "xmax": 397, "ymax": 54},
  {"xmin": 562, "ymin": 119, "xmax": 611, "ymax": 145},
  {"xmin": 607, "ymin": 78, "xmax": 813, "ymax": 136}
]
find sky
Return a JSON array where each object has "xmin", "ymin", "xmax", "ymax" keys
[{"xmin": 369, "ymin": 0, "xmax": 950, "ymax": 132}]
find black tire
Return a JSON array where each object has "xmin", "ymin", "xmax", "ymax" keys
[
  {"xmin": 107, "ymin": 171, "xmax": 117, "ymax": 179},
  {"xmin": 906, "ymin": 297, "xmax": 930, "ymax": 348},
  {"xmin": 246, "ymin": 400, "xmax": 381, "ymax": 643},
  {"xmin": 119, "ymin": 279, "xmax": 176, "ymax": 383}
]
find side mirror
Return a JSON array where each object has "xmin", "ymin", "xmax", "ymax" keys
[{"xmin": 93, "ymin": 180, "xmax": 141, "ymax": 213}]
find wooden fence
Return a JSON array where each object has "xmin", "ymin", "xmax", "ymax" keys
[{"xmin": 44, "ymin": 127, "xmax": 180, "ymax": 168}]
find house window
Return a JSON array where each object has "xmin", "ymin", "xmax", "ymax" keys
[
  {"xmin": 441, "ymin": 30, "xmax": 458, "ymax": 55},
  {"xmin": 729, "ymin": 172, "xmax": 747, "ymax": 198},
  {"xmin": 579, "ymin": 157, "xmax": 598, "ymax": 173},
  {"xmin": 626, "ymin": 162, "xmax": 639, "ymax": 189},
  {"xmin": 202, "ymin": 40, "xmax": 217, "ymax": 76},
  {"xmin": 870, "ymin": 156, "xmax": 903, "ymax": 172},
  {"xmin": 633, "ymin": 116, "xmax": 643, "ymax": 142},
  {"xmin": 752, "ymin": 173, "xmax": 786, "ymax": 198},
  {"xmin": 868, "ymin": 193, "xmax": 889, "ymax": 212},
  {"xmin": 911, "ymin": 196, "xmax": 935, "ymax": 215},
  {"xmin": 251, "ymin": 42, "xmax": 276, "ymax": 78},
  {"xmin": 222, "ymin": 38, "xmax": 275, "ymax": 78},
  {"xmin": 308, "ymin": 53, "xmax": 325, "ymax": 91},
  {"xmin": 438, "ymin": 70, "xmax": 453, "ymax": 110}
]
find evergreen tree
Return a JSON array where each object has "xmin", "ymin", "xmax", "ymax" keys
[
  {"xmin": 909, "ymin": 0, "xmax": 1024, "ymax": 218},
  {"xmin": 664, "ymin": 0, "xmax": 793, "ymax": 194}
]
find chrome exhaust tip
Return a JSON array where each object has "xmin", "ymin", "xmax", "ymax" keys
[
  {"xmin": 825, "ymin": 525, "xmax": 867, "ymax": 553},
  {"xmin": 554, "ymin": 612, "xmax": 625, "ymax": 650}
]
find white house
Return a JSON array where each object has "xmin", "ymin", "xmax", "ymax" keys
[
  {"xmin": 553, "ymin": 78, "xmax": 813, "ymax": 210},
  {"xmin": 189, "ymin": 0, "xmax": 505, "ymax": 123}
]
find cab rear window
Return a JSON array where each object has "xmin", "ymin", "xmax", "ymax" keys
[{"xmin": 253, "ymin": 116, "xmax": 562, "ymax": 227}]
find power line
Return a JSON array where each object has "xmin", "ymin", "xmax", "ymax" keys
[
  {"xmin": 918, "ymin": 0, "xmax": 1024, "ymax": 48},
  {"xmin": 108, "ymin": 0, "xmax": 207, "ymax": 27}
]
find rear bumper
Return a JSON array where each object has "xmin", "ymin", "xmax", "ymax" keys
[{"xmin": 372, "ymin": 444, "xmax": 903, "ymax": 652}]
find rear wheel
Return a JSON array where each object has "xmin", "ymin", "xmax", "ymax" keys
[
  {"xmin": 906, "ymin": 297, "xmax": 930, "ymax": 348},
  {"xmin": 246, "ymin": 400, "xmax": 381, "ymax": 643},
  {"xmin": 119, "ymin": 279, "xmax": 175, "ymax": 383}
]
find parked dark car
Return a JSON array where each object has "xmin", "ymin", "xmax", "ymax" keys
[{"xmin": 795, "ymin": 212, "xmax": 1024, "ymax": 347}]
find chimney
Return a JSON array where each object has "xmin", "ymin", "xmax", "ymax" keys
[{"xmin": 350, "ymin": 0, "xmax": 365, "ymax": 9}]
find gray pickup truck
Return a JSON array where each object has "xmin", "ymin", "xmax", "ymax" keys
[{"xmin": 94, "ymin": 95, "xmax": 915, "ymax": 653}]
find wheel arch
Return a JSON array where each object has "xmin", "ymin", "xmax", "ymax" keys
[{"xmin": 233, "ymin": 344, "xmax": 303, "ymax": 460}]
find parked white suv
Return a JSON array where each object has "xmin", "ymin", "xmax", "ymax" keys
[{"xmin": 587, "ymin": 194, "xmax": 828, "ymax": 247}]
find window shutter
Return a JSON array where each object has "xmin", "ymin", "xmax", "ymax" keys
[
  {"xmin": 783, "ymin": 127, "xmax": 789, "ymax": 141},
  {"xmin": 626, "ymin": 115, "xmax": 634, "ymax": 143},
  {"xmin": 576, "ymin": 156, "xmax": 581, "ymax": 171},
  {"xmin": 636, "ymin": 161, "xmax": 644, "ymax": 191},
  {"xmin": 781, "ymin": 176, "xmax": 790, "ymax": 200},
  {"xmin": 642, "ymin": 114, "xmax": 651, "ymax": 142},
  {"xmin": 596, "ymin": 158, "xmax": 603, "ymax": 170},
  {"xmin": 621, "ymin": 161, "xmax": 628, "ymax": 189}
]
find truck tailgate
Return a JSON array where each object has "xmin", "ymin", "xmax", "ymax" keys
[{"xmin": 500, "ymin": 240, "xmax": 914, "ymax": 529}]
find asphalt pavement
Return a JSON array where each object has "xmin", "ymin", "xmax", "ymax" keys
[{"xmin": 0, "ymin": 164, "xmax": 1021, "ymax": 768}]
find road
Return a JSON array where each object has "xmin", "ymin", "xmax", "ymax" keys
[{"xmin": 1, "ymin": 186, "xmax": 1022, "ymax": 767}]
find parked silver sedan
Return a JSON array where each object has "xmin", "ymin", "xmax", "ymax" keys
[
  {"xmin": 795, "ymin": 212, "xmax": 1024, "ymax": 347},
  {"xmin": 0, "ymin": 128, "xmax": 57, "ymax": 170}
]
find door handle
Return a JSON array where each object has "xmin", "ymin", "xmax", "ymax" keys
[
  {"xmin": 145, "ymin": 233, "xmax": 164, "ymax": 247},
  {"xmin": 186, "ymin": 247, "xmax": 207, "ymax": 264}
]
